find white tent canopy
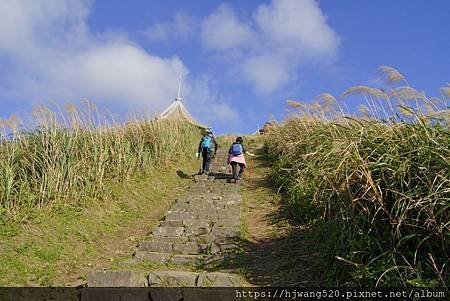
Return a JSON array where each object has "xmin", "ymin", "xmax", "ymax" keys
[
  {"xmin": 158, "ymin": 99, "xmax": 207, "ymax": 129},
  {"xmin": 157, "ymin": 73, "xmax": 207, "ymax": 129}
]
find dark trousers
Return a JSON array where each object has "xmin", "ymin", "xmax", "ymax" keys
[
  {"xmin": 202, "ymin": 150, "xmax": 213, "ymax": 173},
  {"xmin": 230, "ymin": 162, "xmax": 245, "ymax": 181}
]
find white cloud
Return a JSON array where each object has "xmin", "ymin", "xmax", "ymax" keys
[
  {"xmin": 144, "ymin": 12, "xmax": 198, "ymax": 42},
  {"xmin": 182, "ymin": 75, "xmax": 238, "ymax": 127},
  {"xmin": 66, "ymin": 44, "xmax": 185, "ymax": 106},
  {"xmin": 0, "ymin": 0, "xmax": 91, "ymax": 60},
  {"xmin": 254, "ymin": 0, "xmax": 339, "ymax": 56},
  {"xmin": 242, "ymin": 54, "xmax": 291, "ymax": 94},
  {"xmin": 200, "ymin": 0, "xmax": 340, "ymax": 94},
  {"xmin": 0, "ymin": 0, "xmax": 235, "ymax": 126},
  {"xmin": 200, "ymin": 4, "xmax": 255, "ymax": 51}
]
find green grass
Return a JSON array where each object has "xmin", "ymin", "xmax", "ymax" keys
[{"xmin": 0, "ymin": 147, "xmax": 200, "ymax": 286}]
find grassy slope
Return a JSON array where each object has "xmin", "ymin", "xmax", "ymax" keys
[
  {"xmin": 0, "ymin": 157, "xmax": 198, "ymax": 286},
  {"xmin": 263, "ymin": 117, "xmax": 449, "ymax": 286}
]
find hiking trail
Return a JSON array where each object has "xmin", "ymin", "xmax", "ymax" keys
[{"xmin": 87, "ymin": 147, "xmax": 245, "ymax": 288}]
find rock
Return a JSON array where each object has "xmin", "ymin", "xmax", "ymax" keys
[
  {"xmin": 138, "ymin": 241, "xmax": 173, "ymax": 253},
  {"xmin": 182, "ymin": 219, "xmax": 211, "ymax": 228},
  {"xmin": 150, "ymin": 236, "xmax": 189, "ymax": 245},
  {"xmin": 196, "ymin": 233, "xmax": 219, "ymax": 244},
  {"xmin": 184, "ymin": 226, "xmax": 211, "ymax": 237},
  {"xmin": 134, "ymin": 251, "xmax": 171, "ymax": 264},
  {"xmin": 86, "ymin": 271, "xmax": 148, "ymax": 287},
  {"xmin": 197, "ymin": 272, "xmax": 241, "ymax": 287},
  {"xmin": 153, "ymin": 226, "xmax": 185, "ymax": 238},
  {"xmin": 160, "ymin": 220, "xmax": 183, "ymax": 227},
  {"xmin": 165, "ymin": 212, "xmax": 196, "ymax": 221},
  {"xmin": 148, "ymin": 271, "xmax": 198, "ymax": 287},
  {"xmin": 210, "ymin": 243, "xmax": 238, "ymax": 254},
  {"xmin": 172, "ymin": 242, "xmax": 207, "ymax": 255},
  {"xmin": 170, "ymin": 254, "xmax": 204, "ymax": 265}
]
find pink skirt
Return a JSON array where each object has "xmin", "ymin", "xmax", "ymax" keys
[{"xmin": 228, "ymin": 154, "xmax": 246, "ymax": 167}]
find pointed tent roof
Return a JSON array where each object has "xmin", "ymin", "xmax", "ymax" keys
[
  {"xmin": 157, "ymin": 73, "xmax": 207, "ymax": 129},
  {"xmin": 158, "ymin": 99, "xmax": 207, "ymax": 129}
]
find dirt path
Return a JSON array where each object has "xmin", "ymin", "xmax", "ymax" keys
[{"xmin": 238, "ymin": 147, "xmax": 327, "ymax": 286}]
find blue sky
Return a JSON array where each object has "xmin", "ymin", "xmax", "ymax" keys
[{"xmin": 0, "ymin": 0, "xmax": 449, "ymax": 134}]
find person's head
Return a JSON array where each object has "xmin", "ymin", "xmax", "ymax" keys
[
  {"xmin": 206, "ymin": 127, "xmax": 213, "ymax": 136},
  {"xmin": 236, "ymin": 136, "xmax": 243, "ymax": 144}
]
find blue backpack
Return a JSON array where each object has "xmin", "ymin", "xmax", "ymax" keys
[
  {"xmin": 201, "ymin": 135, "xmax": 213, "ymax": 152},
  {"xmin": 231, "ymin": 143, "xmax": 243, "ymax": 156}
]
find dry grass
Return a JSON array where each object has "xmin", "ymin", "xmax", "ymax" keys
[
  {"xmin": 264, "ymin": 66, "xmax": 449, "ymax": 287},
  {"xmin": 0, "ymin": 102, "xmax": 200, "ymax": 224}
]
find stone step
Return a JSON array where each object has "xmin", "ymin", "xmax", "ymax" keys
[
  {"xmin": 86, "ymin": 270, "xmax": 241, "ymax": 287},
  {"xmin": 159, "ymin": 220, "xmax": 183, "ymax": 227},
  {"xmin": 171, "ymin": 201, "xmax": 241, "ymax": 210},
  {"xmin": 165, "ymin": 211, "xmax": 198, "ymax": 221},
  {"xmin": 86, "ymin": 148, "xmax": 244, "ymax": 289},
  {"xmin": 149, "ymin": 271, "xmax": 241, "ymax": 287},
  {"xmin": 152, "ymin": 226, "xmax": 185, "ymax": 238},
  {"xmin": 149, "ymin": 271, "xmax": 198, "ymax": 287},
  {"xmin": 149, "ymin": 236, "xmax": 189, "ymax": 244},
  {"xmin": 138, "ymin": 240, "xmax": 208, "ymax": 255},
  {"xmin": 170, "ymin": 254, "xmax": 206, "ymax": 265},
  {"xmin": 87, "ymin": 270, "xmax": 148, "ymax": 287},
  {"xmin": 134, "ymin": 250, "xmax": 206, "ymax": 265},
  {"xmin": 135, "ymin": 250, "xmax": 172, "ymax": 264},
  {"xmin": 184, "ymin": 226, "xmax": 212, "ymax": 237}
]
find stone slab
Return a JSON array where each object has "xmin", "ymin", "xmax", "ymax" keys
[
  {"xmin": 210, "ymin": 242, "xmax": 239, "ymax": 254},
  {"xmin": 184, "ymin": 226, "xmax": 211, "ymax": 237},
  {"xmin": 138, "ymin": 241, "xmax": 173, "ymax": 253},
  {"xmin": 86, "ymin": 271, "xmax": 148, "ymax": 287},
  {"xmin": 170, "ymin": 254, "xmax": 204, "ymax": 265},
  {"xmin": 148, "ymin": 271, "xmax": 198, "ymax": 287},
  {"xmin": 153, "ymin": 226, "xmax": 185, "ymax": 238},
  {"xmin": 165, "ymin": 212, "xmax": 197, "ymax": 221},
  {"xmin": 134, "ymin": 251, "xmax": 171, "ymax": 264},
  {"xmin": 160, "ymin": 220, "xmax": 183, "ymax": 227},
  {"xmin": 150, "ymin": 236, "xmax": 189, "ymax": 244},
  {"xmin": 197, "ymin": 272, "xmax": 241, "ymax": 287},
  {"xmin": 172, "ymin": 242, "xmax": 207, "ymax": 255}
]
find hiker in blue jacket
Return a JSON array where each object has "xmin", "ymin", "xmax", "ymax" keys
[{"xmin": 197, "ymin": 129, "xmax": 218, "ymax": 174}]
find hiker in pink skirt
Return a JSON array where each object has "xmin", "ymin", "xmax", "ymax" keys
[{"xmin": 227, "ymin": 136, "xmax": 254, "ymax": 183}]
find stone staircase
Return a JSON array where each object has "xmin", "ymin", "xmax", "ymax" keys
[{"xmin": 87, "ymin": 147, "xmax": 244, "ymax": 287}]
